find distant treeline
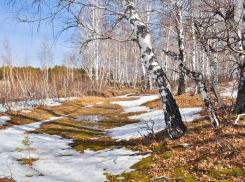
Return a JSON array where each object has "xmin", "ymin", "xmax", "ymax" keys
[{"xmin": 0, "ymin": 65, "xmax": 87, "ymax": 81}]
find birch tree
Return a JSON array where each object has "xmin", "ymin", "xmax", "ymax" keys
[
  {"xmin": 163, "ymin": 50, "xmax": 220, "ymax": 127},
  {"xmin": 37, "ymin": 38, "xmax": 53, "ymax": 99},
  {"xmin": 7, "ymin": 0, "xmax": 197, "ymax": 138},
  {"xmin": 121, "ymin": 0, "xmax": 186, "ymax": 139},
  {"xmin": 199, "ymin": 0, "xmax": 245, "ymax": 113},
  {"xmin": 161, "ymin": 0, "xmax": 187, "ymax": 95}
]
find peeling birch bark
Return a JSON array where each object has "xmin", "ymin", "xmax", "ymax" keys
[
  {"xmin": 121, "ymin": 0, "xmax": 186, "ymax": 139},
  {"xmin": 164, "ymin": 50, "xmax": 220, "ymax": 128},
  {"xmin": 146, "ymin": 71, "xmax": 152, "ymax": 90}
]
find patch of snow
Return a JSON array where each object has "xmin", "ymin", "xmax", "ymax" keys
[
  {"xmin": 124, "ymin": 106, "xmax": 150, "ymax": 113},
  {"xmin": 110, "ymin": 94, "xmax": 159, "ymax": 113},
  {"xmin": 182, "ymin": 143, "xmax": 190, "ymax": 148},
  {"xmin": 0, "ymin": 115, "xmax": 148, "ymax": 182},
  {"xmin": 220, "ymin": 81, "xmax": 238, "ymax": 98},
  {"xmin": 0, "ymin": 116, "xmax": 11, "ymax": 126},
  {"xmin": 221, "ymin": 91, "xmax": 237, "ymax": 98},
  {"xmin": 180, "ymin": 108, "xmax": 202, "ymax": 122},
  {"xmin": 21, "ymin": 110, "xmax": 32, "ymax": 113},
  {"xmin": 0, "ymin": 97, "xmax": 76, "ymax": 113},
  {"xmin": 106, "ymin": 110, "xmax": 165, "ymax": 140},
  {"xmin": 107, "ymin": 105, "xmax": 202, "ymax": 141},
  {"xmin": 114, "ymin": 93, "xmax": 138, "ymax": 98},
  {"xmin": 96, "ymin": 102, "xmax": 104, "ymax": 105},
  {"xmin": 46, "ymin": 102, "xmax": 61, "ymax": 107},
  {"xmin": 0, "ymin": 93, "xmax": 204, "ymax": 181},
  {"xmin": 82, "ymin": 105, "xmax": 93, "ymax": 108}
]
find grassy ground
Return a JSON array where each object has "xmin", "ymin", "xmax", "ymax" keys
[
  {"xmin": 0, "ymin": 178, "xmax": 15, "ymax": 182},
  {"xmin": 104, "ymin": 91, "xmax": 245, "ymax": 182},
  {"xmin": 1, "ymin": 89, "xmax": 145, "ymax": 153},
  {"xmin": 1, "ymin": 88, "xmax": 245, "ymax": 181}
]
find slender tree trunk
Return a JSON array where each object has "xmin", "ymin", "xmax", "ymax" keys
[
  {"xmin": 176, "ymin": 0, "xmax": 186, "ymax": 95},
  {"xmin": 46, "ymin": 68, "xmax": 49, "ymax": 99},
  {"xmin": 177, "ymin": 72, "xmax": 186, "ymax": 95},
  {"xmin": 165, "ymin": 50, "xmax": 220, "ymax": 127},
  {"xmin": 132, "ymin": 66, "xmax": 137, "ymax": 89},
  {"xmin": 191, "ymin": 7, "xmax": 196, "ymax": 71},
  {"xmin": 200, "ymin": 47, "xmax": 205, "ymax": 74},
  {"xmin": 121, "ymin": 0, "xmax": 186, "ymax": 139},
  {"xmin": 165, "ymin": 29, "xmax": 170, "ymax": 74},
  {"xmin": 206, "ymin": 48, "xmax": 224, "ymax": 107},
  {"xmin": 234, "ymin": 66, "xmax": 245, "ymax": 113}
]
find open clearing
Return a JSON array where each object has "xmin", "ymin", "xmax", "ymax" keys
[{"xmin": 0, "ymin": 85, "xmax": 245, "ymax": 182}]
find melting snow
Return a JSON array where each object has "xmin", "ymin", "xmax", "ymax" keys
[
  {"xmin": 220, "ymin": 81, "xmax": 238, "ymax": 98},
  {"xmin": 0, "ymin": 98, "xmax": 76, "ymax": 113},
  {"xmin": 82, "ymin": 105, "xmax": 93, "ymax": 108},
  {"xmin": 21, "ymin": 110, "xmax": 32, "ymax": 113},
  {"xmin": 110, "ymin": 94, "xmax": 159, "ymax": 113},
  {"xmin": 0, "ymin": 116, "xmax": 11, "ymax": 126},
  {"xmin": 96, "ymin": 102, "xmax": 104, "ymax": 105},
  {"xmin": 0, "ymin": 93, "xmax": 203, "ymax": 181},
  {"xmin": 107, "ymin": 94, "xmax": 202, "ymax": 141},
  {"xmin": 0, "ymin": 115, "xmax": 149, "ymax": 182}
]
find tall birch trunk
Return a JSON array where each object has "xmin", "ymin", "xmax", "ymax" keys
[
  {"xmin": 175, "ymin": 0, "xmax": 186, "ymax": 95},
  {"xmin": 191, "ymin": 11, "xmax": 196, "ymax": 71},
  {"xmin": 121, "ymin": 0, "xmax": 186, "ymax": 139},
  {"xmin": 92, "ymin": 0, "xmax": 99, "ymax": 86}
]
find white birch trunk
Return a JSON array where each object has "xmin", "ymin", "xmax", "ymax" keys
[
  {"xmin": 165, "ymin": 50, "xmax": 220, "ymax": 127},
  {"xmin": 121, "ymin": 0, "xmax": 186, "ymax": 139},
  {"xmin": 191, "ymin": 12, "xmax": 196, "ymax": 71},
  {"xmin": 175, "ymin": 0, "xmax": 186, "ymax": 95}
]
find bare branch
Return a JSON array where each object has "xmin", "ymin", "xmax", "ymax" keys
[
  {"xmin": 60, "ymin": 0, "xmax": 125, "ymax": 16},
  {"xmin": 17, "ymin": 3, "xmax": 72, "ymax": 23}
]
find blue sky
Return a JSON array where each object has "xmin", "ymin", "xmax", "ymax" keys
[{"xmin": 0, "ymin": 1, "xmax": 74, "ymax": 68}]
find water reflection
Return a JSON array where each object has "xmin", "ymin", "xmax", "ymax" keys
[{"xmin": 74, "ymin": 115, "xmax": 105, "ymax": 122}]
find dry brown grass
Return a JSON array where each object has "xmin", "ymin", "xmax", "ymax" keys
[
  {"xmin": 0, "ymin": 178, "xmax": 15, "ymax": 182},
  {"xmin": 85, "ymin": 88, "xmax": 140, "ymax": 98},
  {"xmin": 142, "ymin": 93, "xmax": 204, "ymax": 109},
  {"xmin": 129, "ymin": 90, "xmax": 158, "ymax": 96}
]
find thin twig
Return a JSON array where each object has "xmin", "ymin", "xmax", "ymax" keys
[
  {"xmin": 154, "ymin": 175, "xmax": 185, "ymax": 180},
  {"xmin": 214, "ymin": 134, "xmax": 225, "ymax": 152}
]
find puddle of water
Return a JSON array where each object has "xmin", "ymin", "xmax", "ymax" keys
[{"xmin": 74, "ymin": 115, "xmax": 105, "ymax": 122}]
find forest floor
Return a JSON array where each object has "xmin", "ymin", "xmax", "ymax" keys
[{"xmin": 0, "ymin": 83, "xmax": 245, "ymax": 182}]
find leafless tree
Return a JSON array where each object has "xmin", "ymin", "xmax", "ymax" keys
[{"xmin": 37, "ymin": 37, "xmax": 53, "ymax": 99}]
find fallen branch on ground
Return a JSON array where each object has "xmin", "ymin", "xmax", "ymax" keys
[{"xmin": 234, "ymin": 113, "xmax": 245, "ymax": 124}]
